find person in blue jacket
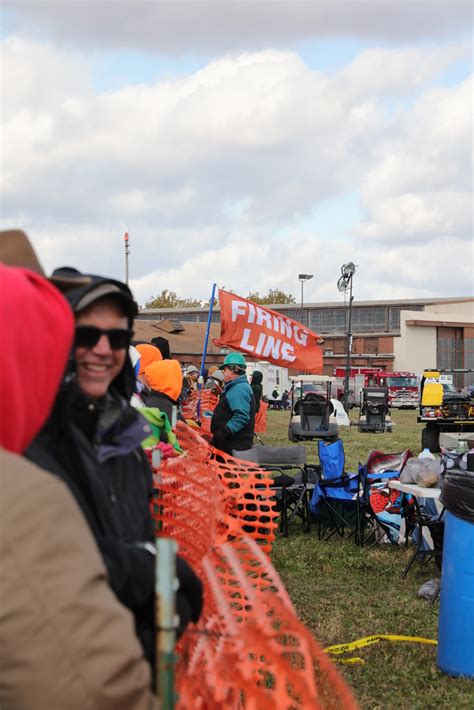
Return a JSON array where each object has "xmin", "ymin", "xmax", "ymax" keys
[{"xmin": 210, "ymin": 353, "xmax": 255, "ymax": 455}]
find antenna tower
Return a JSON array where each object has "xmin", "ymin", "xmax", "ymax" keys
[{"xmin": 124, "ymin": 232, "xmax": 130, "ymax": 285}]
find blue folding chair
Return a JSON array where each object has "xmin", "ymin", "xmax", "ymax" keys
[{"xmin": 310, "ymin": 439, "xmax": 364, "ymax": 542}]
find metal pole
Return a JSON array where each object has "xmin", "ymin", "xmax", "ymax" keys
[
  {"xmin": 197, "ymin": 282, "xmax": 217, "ymax": 421},
  {"xmin": 156, "ymin": 537, "xmax": 178, "ymax": 710},
  {"xmin": 124, "ymin": 232, "xmax": 130, "ymax": 286},
  {"xmin": 300, "ymin": 279, "xmax": 304, "ymax": 322},
  {"xmin": 343, "ymin": 275, "xmax": 354, "ymax": 413}
]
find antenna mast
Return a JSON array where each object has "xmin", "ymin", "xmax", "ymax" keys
[{"xmin": 124, "ymin": 232, "xmax": 130, "ymax": 285}]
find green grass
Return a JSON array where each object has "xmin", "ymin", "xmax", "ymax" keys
[{"xmin": 264, "ymin": 409, "xmax": 474, "ymax": 710}]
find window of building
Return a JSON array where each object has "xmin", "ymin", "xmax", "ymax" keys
[
  {"xmin": 463, "ymin": 329, "xmax": 474, "ymax": 387},
  {"xmin": 437, "ymin": 327, "xmax": 464, "ymax": 386},
  {"xmin": 351, "ymin": 307, "xmax": 386, "ymax": 333}
]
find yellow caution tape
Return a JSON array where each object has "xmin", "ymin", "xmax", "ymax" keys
[{"xmin": 324, "ymin": 634, "xmax": 437, "ymax": 657}]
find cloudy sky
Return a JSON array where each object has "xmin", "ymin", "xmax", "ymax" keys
[{"xmin": 1, "ymin": 1, "xmax": 472, "ymax": 306}]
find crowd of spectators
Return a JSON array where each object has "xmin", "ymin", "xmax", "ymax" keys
[{"xmin": 0, "ymin": 229, "xmax": 260, "ymax": 708}]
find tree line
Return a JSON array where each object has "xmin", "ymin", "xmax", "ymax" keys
[{"xmin": 145, "ymin": 288, "xmax": 296, "ymax": 308}]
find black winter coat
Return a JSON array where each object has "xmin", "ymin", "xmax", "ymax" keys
[
  {"xmin": 144, "ymin": 388, "xmax": 176, "ymax": 423},
  {"xmin": 27, "ymin": 384, "xmax": 157, "ymax": 668},
  {"xmin": 26, "ymin": 275, "xmax": 156, "ymax": 669},
  {"xmin": 250, "ymin": 371, "xmax": 263, "ymax": 413}
]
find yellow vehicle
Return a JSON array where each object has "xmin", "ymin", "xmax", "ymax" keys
[{"xmin": 418, "ymin": 369, "xmax": 474, "ymax": 452}]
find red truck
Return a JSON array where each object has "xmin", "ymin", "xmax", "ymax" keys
[{"xmin": 334, "ymin": 367, "xmax": 419, "ymax": 409}]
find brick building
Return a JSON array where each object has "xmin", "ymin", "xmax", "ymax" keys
[{"xmin": 136, "ymin": 296, "xmax": 474, "ymax": 383}]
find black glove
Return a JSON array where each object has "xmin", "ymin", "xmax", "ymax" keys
[
  {"xmin": 211, "ymin": 426, "xmax": 231, "ymax": 449},
  {"xmin": 176, "ymin": 555, "xmax": 203, "ymax": 638}
]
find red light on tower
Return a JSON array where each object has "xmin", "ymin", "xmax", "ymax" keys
[{"xmin": 124, "ymin": 232, "xmax": 129, "ymax": 242}]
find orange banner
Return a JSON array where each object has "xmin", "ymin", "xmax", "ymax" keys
[{"xmin": 213, "ymin": 289, "xmax": 323, "ymax": 373}]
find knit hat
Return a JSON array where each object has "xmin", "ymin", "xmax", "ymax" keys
[
  {"xmin": 210, "ymin": 370, "xmax": 224, "ymax": 384},
  {"xmin": 151, "ymin": 336, "xmax": 171, "ymax": 359}
]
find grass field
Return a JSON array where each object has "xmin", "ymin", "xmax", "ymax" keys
[{"xmin": 264, "ymin": 409, "xmax": 474, "ymax": 710}]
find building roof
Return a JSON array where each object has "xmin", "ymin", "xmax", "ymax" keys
[
  {"xmin": 139, "ymin": 296, "xmax": 473, "ymax": 315},
  {"xmin": 133, "ymin": 318, "xmax": 396, "ymax": 359},
  {"xmin": 133, "ymin": 319, "xmax": 225, "ymax": 356}
]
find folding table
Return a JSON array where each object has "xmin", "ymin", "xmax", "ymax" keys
[{"xmin": 388, "ymin": 480, "xmax": 444, "ymax": 578}]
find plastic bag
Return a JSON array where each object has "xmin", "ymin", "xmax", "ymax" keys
[
  {"xmin": 400, "ymin": 458, "xmax": 422, "ymax": 483},
  {"xmin": 416, "ymin": 460, "xmax": 442, "ymax": 488},
  {"xmin": 417, "ymin": 578, "xmax": 440, "ymax": 601},
  {"xmin": 441, "ymin": 469, "xmax": 474, "ymax": 522}
]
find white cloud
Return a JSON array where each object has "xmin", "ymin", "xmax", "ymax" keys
[
  {"xmin": 1, "ymin": 35, "xmax": 472, "ymax": 304},
  {"xmin": 128, "ymin": 229, "xmax": 474, "ymax": 307},
  {"xmin": 356, "ymin": 78, "xmax": 473, "ymax": 242},
  {"xmin": 332, "ymin": 42, "xmax": 470, "ymax": 98},
  {"xmin": 0, "ymin": 36, "xmax": 92, "ymax": 121}
]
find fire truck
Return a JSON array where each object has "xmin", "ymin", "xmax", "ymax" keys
[{"xmin": 334, "ymin": 367, "xmax": 419, "ymax": 408}]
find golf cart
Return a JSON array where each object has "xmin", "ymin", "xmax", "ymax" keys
[
  {"xmin": 288, "ymin": 375, "xmax": 339, "ymax": 442},
  {"xmin": 357, "ymin": 386, "xmax": 392, "ymax": 433}
]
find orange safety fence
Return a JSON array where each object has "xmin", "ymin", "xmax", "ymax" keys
[
  {"xmin": 181, "ymin": 388, "xmax": 219, "ymax": 432},
  {"xmin": 254, "ymin": 400, "xmax": 268, "ymax": 434},
  {"xmin": 151, "ymin": 422, "xmax": 358, "ymax": 709}
]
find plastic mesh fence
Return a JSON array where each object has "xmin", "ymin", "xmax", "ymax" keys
[
  {"xmin": 152, "ymin": 422, "xmax": 358, "ymax": 709},
  {"xmin": 181, "ymin": 389, "xmax": 219, "ymax": 432}
]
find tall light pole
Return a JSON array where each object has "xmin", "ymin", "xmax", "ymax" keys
[
  {"xmin": 337, "ymin": 262, "xmax": 356, "ymax": 413},
  {"xmin": 124, "ymin": 232, "xmax": 130, "ymax": 286},
  {"xmin": 298, "ymin": 273, "xmax": 313, "ymax": 327}
]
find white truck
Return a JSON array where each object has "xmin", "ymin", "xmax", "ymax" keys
[{"xmin": 246, "ymin": 361, "xmax": 290, "ymax": 399}]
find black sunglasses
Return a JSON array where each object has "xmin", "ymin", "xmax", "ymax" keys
[{"xmin": 75, "ymin": 326, "xmax": 134, "ymax": 350}]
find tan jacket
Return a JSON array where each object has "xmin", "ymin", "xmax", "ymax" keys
[{"xmin": 0, "ymin": 449, "xmax": 159, "ymax": 710}]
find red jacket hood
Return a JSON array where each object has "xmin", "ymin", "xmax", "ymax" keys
[{"xmin": 0, "ymin": 265, "xmax": 74, "ymax": 453}]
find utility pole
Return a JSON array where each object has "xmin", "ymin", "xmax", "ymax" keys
[
  {"xmin": 124, "ymin": 232, "xmax": 130, "ymax": 286},
  {"xmin": 298, "ymin": 273, "xmax": 313, "ymax": 327},
  {"xmin": 343, "ymin": 275, "xmax": 354, "ymax": 413}
]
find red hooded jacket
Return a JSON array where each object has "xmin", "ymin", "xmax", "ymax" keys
[{"xmin": 0, "ymin": 265, "xmax": 74, "ymax": 453}]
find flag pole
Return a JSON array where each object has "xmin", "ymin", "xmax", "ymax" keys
[{"xmin": 197, "ymin": 283, "xmax": 217, "ymax": 421}]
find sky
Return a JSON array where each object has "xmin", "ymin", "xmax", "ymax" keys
[{"xmin": 1, "ymin": 0, "xmax": 473, "ymax": 307}]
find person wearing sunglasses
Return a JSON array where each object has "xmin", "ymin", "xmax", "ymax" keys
[{"xmin": 26, "ymin": 271, "xmax": 203, "ymax": 677}]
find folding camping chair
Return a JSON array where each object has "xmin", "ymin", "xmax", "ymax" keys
[
  {"xmin": 234, "ymin": 445, "xmax": 317, "ymax": 537},
  {"xmin": 361, "ymin": 449, "xmax": 413, "ymax": 548},
  {"xmin": 310, "ymin": 439, "xmax": 364, "ymax": 543}
]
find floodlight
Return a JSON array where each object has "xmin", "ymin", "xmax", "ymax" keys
[
  {"xmin": 341, "ymin": 262, "xmax": 356, "ymax": 277},
  {"xmin": 337, "ymin": 276, "xmax": 348, "ymax": 293}
]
